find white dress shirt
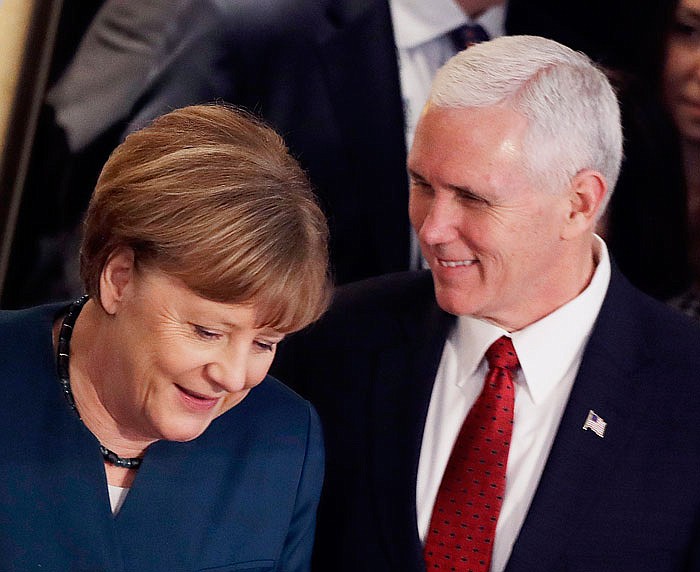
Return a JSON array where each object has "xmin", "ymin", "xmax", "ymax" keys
[
  {"xmin": 388, "ymin": 0, "xmax": 507, "ymax": 268},
  {"xmin": 417, "ymin": 237, "xmax": 611, "ymax": 572}
]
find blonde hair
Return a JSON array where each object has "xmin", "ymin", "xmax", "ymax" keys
[{"xmin": 81, "ymin": 104, "xmax": 330, "ymax": 332}]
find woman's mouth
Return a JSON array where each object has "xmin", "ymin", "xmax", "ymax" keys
[{"xmin": 176, "ymin": 385, "xmax": 220, "ymax": 411}]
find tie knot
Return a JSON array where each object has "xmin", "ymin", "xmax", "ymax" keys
[
  {"xmin": 485, "ymin": 336, "xmax": 519, "ymax": 372},
  {"xmin": 450, "ymin": 23, "xmax": 490, "ymax": 50}
]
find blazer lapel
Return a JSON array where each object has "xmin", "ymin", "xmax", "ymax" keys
[
  {"xmin": 505, "ymin": 269, "xmax": 657, "ymax": 570},
  {"xmin": 46, "ymin": 395, "xmax": 124, "ymax": 566},
  {"xmin": 369, "ymin": 283, "xmax": 454, "ymax": 571}
]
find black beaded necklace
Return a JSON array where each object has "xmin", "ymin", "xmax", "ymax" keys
[{"xmin": 56, "ymin": 295, "xmax": 143, "ymax": 470}]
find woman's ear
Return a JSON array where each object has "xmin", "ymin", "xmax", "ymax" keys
[
  {"xmin": 561, "ymin": 169, "xmax": 608, "ymax": 240},
  {"xmin": 99, "ymin": 247, "xmax": 136, "ymax": 315}
]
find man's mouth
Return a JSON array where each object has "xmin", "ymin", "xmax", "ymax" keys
[{"xmin": 437, "ymin": 258, "xmax": 477, "ymax": 268}]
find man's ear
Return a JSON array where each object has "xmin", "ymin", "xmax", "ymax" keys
[
  {"xmin": 99, "ymin": 247, "xmax": 136, "ymax": 315},
  {"xmin": 561, "ymin": 169, "xmax": 607, "ymax": 240}
]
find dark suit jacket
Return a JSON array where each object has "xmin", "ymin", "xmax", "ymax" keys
[
  {"xmin": 0, "ymin": 303, "xmax": 323, "ymax": 572},
  {"xmin": 272, "ymin": 268, "xmax": 700, "ymax": 571}
]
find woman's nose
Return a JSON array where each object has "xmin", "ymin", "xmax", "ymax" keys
[{"xmin": 205, "ymin": 351, "xmax": 248, "ymax": 393}]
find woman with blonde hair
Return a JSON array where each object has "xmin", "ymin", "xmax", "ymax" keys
[{"xmin": 0, "ymin": 104, "xmax": 330, "ymax": 571}]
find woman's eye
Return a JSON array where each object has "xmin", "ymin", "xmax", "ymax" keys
[
  {"xmin": 255, "ymin": 340, "xmax": 276, "ymax": 352},
  {"xmin": 194, "ymin": 325, "xmax": 221, "ymax": 340}
]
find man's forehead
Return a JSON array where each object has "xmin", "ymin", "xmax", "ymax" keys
[{"xmin": 411, "ymin": 104, "xmax": 527, "ymax": 154}]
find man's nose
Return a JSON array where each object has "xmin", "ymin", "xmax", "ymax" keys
[{"xmin": 417, "ymin": 196, "xmax": 460, "ymax": 245}]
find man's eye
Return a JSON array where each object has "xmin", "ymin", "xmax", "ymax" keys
[
  {"xmin": 457, "ymin": 190, "xmax": 488, "ymax": 205},
  {"xmin": 410, "ymin": 177, "xmax": 432, "ymax": 193}
]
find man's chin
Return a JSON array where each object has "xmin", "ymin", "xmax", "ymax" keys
[{"xmin": 433, "ymin": 286, "xmax": 478, "ymax": 318}]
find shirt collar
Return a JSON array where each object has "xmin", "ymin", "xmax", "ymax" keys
[
  {"xmin": 388, "ymin": 0, "xmax": 507, "ymax": 49},
  {"xmin": 453, "ymin": 236, "xmax": 612, "ymax": 403}
]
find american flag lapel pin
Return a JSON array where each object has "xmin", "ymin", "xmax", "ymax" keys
[{"xmin": 582, "ymin": 410, "xmax": 606, "ymax": 438}]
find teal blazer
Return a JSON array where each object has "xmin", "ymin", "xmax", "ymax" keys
[{"xmin": 0, "ymin": 303, "xmax": 324, "ymax": 571}]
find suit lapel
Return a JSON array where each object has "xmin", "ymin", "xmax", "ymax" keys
[
  {"xmin": 316, "ymin": 0, "xmax": 410, "ymax": 271},
  {"xmin": 369, "ymin": 278, "xmax": 454, "ymax": 571},
  {"xmin": 316, "ymin": 0, "xmax": 405, "ymax": 162},
  {"xmin": 505, "ymin": 269, "xmax": 656, "ymax": 570}
]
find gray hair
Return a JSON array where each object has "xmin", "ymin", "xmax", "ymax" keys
[{"xmin": 429, "ymin": 35, "xmax": 622, "ymax": 213}]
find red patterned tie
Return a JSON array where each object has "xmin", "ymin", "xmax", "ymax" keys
[{"xmin": 424, "ymin": 336, "xmax": 518, "ymax": 572}]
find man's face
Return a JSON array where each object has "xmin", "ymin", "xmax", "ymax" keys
[{"xmin": 408, "ymin": 105, "xmax": 574, "ymax": 331}]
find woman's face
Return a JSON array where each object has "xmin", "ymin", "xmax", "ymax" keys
[
  {"xmin": 99, "ymin": 252, "xmax": 284, "ymax": 444},
  {"xmin": 664, "ymin": 0, "xmax": 700, "ymax": 144}
]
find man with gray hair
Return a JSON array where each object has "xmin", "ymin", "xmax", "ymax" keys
[{"xmin": 273, "ymin": 35, "xmax": 700, "ymax": 571}]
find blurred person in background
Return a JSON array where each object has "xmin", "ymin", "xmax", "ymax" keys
[{"xmin": 664, "ymin": 0, "xmax": 700, "ymax": 318}]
